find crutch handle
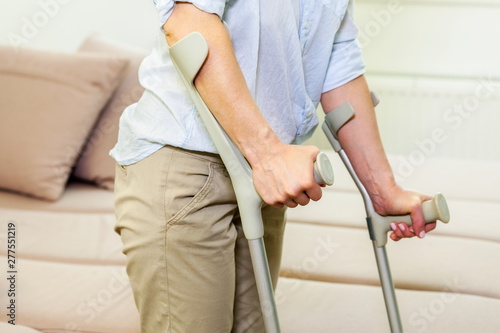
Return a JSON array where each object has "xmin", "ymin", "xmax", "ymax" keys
[
  {"xmin": 421, "ymin": 193, "xmax": 450, "ymax": 224},
  {"xmin": 314, "ymin": 152, "xmax": 334, "ymax": 186},
  {"xmin": 369, "ymin": 193, "xmax": 450, "ymax": 247}
]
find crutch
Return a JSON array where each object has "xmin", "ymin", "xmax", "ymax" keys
[
  {"xmin": 168, "ymin": 32, "xmax": 334, "ymax": 333},
  {"xmin": 322, "ymin": 98, "xmax": 451, "ymax": 333}
]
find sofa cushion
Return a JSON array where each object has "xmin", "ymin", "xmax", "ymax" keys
[
  {"xmin": 0, "ymin": 46, "xmax": 127, "ymax": 201},
  {"xmin": 277, "ymin": 277, "xmax": 500, "ymax": 333},
  {"xmin": 280, "ymin": 221, "xmax": 500, "ymax": 300},
  {"xmin": 0, "ymin": 207, "xmax": 124, "ymax": 265},
  {"xmin": 0, "ymin": 181, "xmax": 114, "ymax": 213},
  {"xmin": 0, "ymin": 257, "xmax": 139, "ymax": 333},
  {"xmin": 73, "ymin": 35, "xmax": 146, "ymax": 190}
]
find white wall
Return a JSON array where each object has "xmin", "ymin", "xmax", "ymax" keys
[
  {"xmin": 0, "ymin": 0, "xmax": 158, "ymax": 52},
  {"xmin": 357, "ymin": 0, "xmax": 500, "ymax": 78},
  {"xmin": 362, "ymin": 0, "xmax": 500, "ymax": 163},
  {"xmin": 308, "ymin": 0, "xmax": 500, "ymax": 163},
  {"xmin": 1, "ymin": 0, "xmax": 498, "ymax": 163}
]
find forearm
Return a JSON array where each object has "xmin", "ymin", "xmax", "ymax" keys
[
  {"xmin": 320, "ymin": 75, "xmax": 398, "ymax": 214},
  {"xmin": 164, "ymin": 3, "xmax": 282, "ymax": 165}
]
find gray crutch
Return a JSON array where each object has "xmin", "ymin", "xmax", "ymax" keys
[
  {"xmin": 168, "ymin": 32, "xmax": 334, "ymax": 333},
  {"xmin": 322, "ymin": 98, "xmax": 451, "ymax": 333}
]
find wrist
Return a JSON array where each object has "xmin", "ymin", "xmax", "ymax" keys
[
  {"xmin": 241, "ymin": 129, "xmax": 284, "ymax": 169},
  {"xmin": 368, "ymin": 177, "xmax": 400, "ymax": 216}
]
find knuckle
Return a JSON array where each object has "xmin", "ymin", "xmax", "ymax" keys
[
  {"xmin": 284, "ymin": 185, "xmax": 301, "ymax": 198},
  {"xmin": 274, "ymin": 193, "xmax": 288, "ymax": 205},
  {"xmin": 261, "ymin": 192, "xmax": 279, "ymax": 207}
]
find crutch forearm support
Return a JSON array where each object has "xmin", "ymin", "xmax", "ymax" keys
[
  {"xmin": 322, "ymin": 102, "xmax": 450, "ymax": 247},
  {"xmin": 169, "ymin": 32, "xmax": 333, "ymax": 333}
]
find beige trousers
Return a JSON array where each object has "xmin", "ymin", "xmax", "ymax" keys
[{"xmin": 114, "ymin": 145, "xmax": 286, "ymax": 333}]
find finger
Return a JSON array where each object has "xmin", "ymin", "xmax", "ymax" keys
[
  {"xmin": 410, "ymin": 203, "xmax": 426, "ymax": 239},
  {"xmin": 390, "ymin": 223, "xmax": 401, "ymax": 241},
  {"xmin": 390, "ymin": 222, "xmax": 404, "ymax": 240},
  {"xmin": 283, "ymin": 198, "xmax": 298, "ymax": 208},
  {"xmin": 425, "ymin": 222, "xmax": 437, "ymax": 233},
  {"xmin": 293, "ymin": 192, "xmax": 311, "ymax": 206},
  {"xmin": 305, "ymin": 184, "xmax": 322, "ymax": 202},
  {"xmin": 271, "ymin": 202, "xmax": 285, "ymax": 209},
  {"xmin": 412, "ymin": 193, "xmax": 434, "ymax": 238},
  {"xmin": 390, "ymin": 232, "xmax": 401, "ymax": 242},
  {"xmin": 396, "ymin": 222, "xmax": 416, "ymax": 238}
]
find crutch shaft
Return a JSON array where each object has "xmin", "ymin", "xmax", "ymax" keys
[
  {"xmin": 373, "ymin": 243, "xmax": 404, "ymax": 333},
  {"xmin": 337, "ymin": 147, "xmax": 405, "ymax": 333},
  {"xmin": 249, "ymin": 239, "xmax": 281, "ymax": 333}
]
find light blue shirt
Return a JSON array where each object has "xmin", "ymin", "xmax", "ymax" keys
[{"xmin": 110, "ymin": 0, "xmax": 365, "ymax": 165}]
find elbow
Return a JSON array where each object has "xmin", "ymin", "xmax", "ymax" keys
[{"xmin": 163, "ymin": 27, "xmax": 177, "ymax": 47}]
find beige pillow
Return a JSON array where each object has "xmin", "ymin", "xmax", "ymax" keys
[
  {"xmin": 73, "ymin": 35, "xmax": 146, "ymax": 190},
  {"xmin": 0, "ymin": 46, "xmax": 128, "ymax": 201}
]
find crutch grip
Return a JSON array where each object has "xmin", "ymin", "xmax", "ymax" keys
[
  {"xmin": 314, "ymin": 152, "xmax": 334, "ymax": 186},
  {"xmin": 369, "ymin": 193, "xmax": 450, "ymax": 247},
  {"xmin": 380, "ymin": 193, "xmax": 450, "ymax": 225},
  {"xmin": 421, "ymin": 193, "xmax": 451, "ymax": 224}
]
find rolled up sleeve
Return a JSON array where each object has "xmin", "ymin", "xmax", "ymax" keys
[
  {"xmin": 322, "ymin": 2, "xmax": 366, "ymax": 93},
  {"xmin": 153, "ymin": 0, "xmax": 228, "ymax": 26}
]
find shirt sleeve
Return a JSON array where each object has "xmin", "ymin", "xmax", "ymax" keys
[
  {"xmin": 322, "ymin": 1, "xmax": 366, "ymax": 93},
  {"xmin": 153, "ymin": 0, "xmax": 228, "ymax": 27}
]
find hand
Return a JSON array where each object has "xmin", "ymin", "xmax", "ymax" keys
[
  {"xmin": 249, "ymin": 143, "xmax": 323, "ymax": 208},
  {"xmin": 373, "ymin": 186, "xmax": 437, "ymax": 241}
]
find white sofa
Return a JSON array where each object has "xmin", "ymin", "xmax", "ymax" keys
[{"xmin": 1, "ymin": 36, "xmax": 499, "ymax": 333}]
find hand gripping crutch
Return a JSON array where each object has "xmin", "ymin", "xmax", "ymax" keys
[
  {"xmin": 168, "ymin": 32, "xmax": 334, "ymax": 333},
  {"xmin": 322, "ymin": 97, "xmax": 451, "ymax": 333}
]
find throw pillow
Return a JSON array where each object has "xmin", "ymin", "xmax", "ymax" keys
[
  {"xmin": 0, "ymin": 46, "xmax": 128, "ymax": 201},
  {"xmin": 73, "ymin": 35, "xmax": 146, "ymax": 190}
]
